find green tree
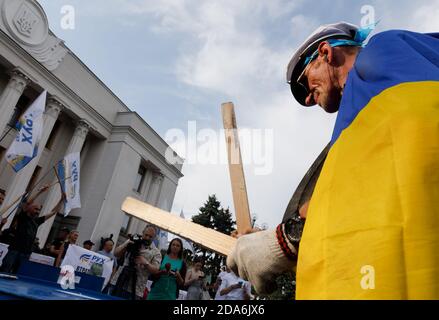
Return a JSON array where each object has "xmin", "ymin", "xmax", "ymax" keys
[
  {"xmin": 191, "ymin": 195, "xmax": 235, "ymax": 284},
  {"xmin": 257, "ymin": 273, "xmax": 296, "ymax": 300}
]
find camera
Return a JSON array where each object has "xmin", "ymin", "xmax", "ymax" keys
[
  {"xmin": 123, "ymin": 234, "xmax": 151, "ymax": 260},
  {"xmin": 112, "ymin": 234, "xmax": 150, "ymax": 300}
]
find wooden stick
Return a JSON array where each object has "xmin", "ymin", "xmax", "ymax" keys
[
  {"xmin": 221, "ymin": 102, "xmax": 252, "ymax": 234},
  {"xmin": 122, "ymin": 197, "xmax": 237, "ymax": 256},
  {"xmin": 53, "ymin": 165, "xmax": 65, "ymax": 196},
  {"xmin": 0, "ymin": 176, "xmax": 71, "ymax": 217}
]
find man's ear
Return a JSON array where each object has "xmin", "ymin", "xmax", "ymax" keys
[{"xmin": 317, "ymin": 41, "xmax": 333, "ymax": 63}]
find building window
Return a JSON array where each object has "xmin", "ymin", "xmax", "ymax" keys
[
  {"xmin": 133, "ymin": 165, "xmax": 147, "ymax": 193},
  {"xmin": 7, "ymin": 95, "xmax": 30, "ymax": 128},
  {"xmin": 120, "ymin": 213, "xmax": 131, "ymax": 235},
  {"xmin": 45, "ymin": 120, "xmax": 61, "ymax": 150},
  {"xmin": 45, "ymin": 215, "xmax": 81, "ymax": 248}
]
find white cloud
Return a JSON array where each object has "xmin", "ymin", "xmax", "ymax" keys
[
  {"xmin": 410, "ymin": 0, "xmax": 439, "ymax": 32},
  {"xmin": 138, "ymin": 0, "xmax": 336, "ymax": 228}
]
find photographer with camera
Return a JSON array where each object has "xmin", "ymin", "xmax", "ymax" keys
[{"xmin": 110, "ymin": 226, "xmax": 161, "ymax": 300}]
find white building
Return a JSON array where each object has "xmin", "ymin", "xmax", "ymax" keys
[{"xmin": 0, "ymin": 0, "xmax": 183, "ymax": 249}]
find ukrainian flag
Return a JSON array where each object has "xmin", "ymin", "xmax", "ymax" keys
[{"xmin": 296, "ymin": 30, "xmax": 439, "ymax": 299}]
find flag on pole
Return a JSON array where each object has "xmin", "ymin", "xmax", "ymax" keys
[
  {"xmin": 152, "ymin": 228, "xmax": 168, "ymax": 250},
  {"xmin": 6, "ymin": 90, "xmax": 47, "ymax": 172},
  {"xmin": 56, "ymin": 152, "xmax": 81, "ymax": 216},
  {"xmin": 159, "ymin": 229, "xmax": 169, "ymax": 250},
  {"xmin": 179, "ymin": 210, "xmax": 194, "ymax": 253}
]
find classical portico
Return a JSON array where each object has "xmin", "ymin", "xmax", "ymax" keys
[{"xmin": 0, "ymin": 0, "xmax": 183, "ymax": 249}]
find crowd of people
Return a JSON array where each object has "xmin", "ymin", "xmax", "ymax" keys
[
  {"xmin": 0, "ymin": 186, "xmax": 252, "ymax": 300},
  {"xmin": 106, "ymin": 226, "xmax": 252, "ymax": 300}
]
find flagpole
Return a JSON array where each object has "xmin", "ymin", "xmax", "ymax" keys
[
  {"xmin": 0, "ymin": 161, "xmax": 60, "ymax": 218},
  {"xmin": 53, "ymin": 166, "xmax": 67, "ymax": 215},
  {"xmin": 0, "ymin": 159, "xmax": 69, "ymax": 228},
  {"xmin": 0, "ymin": 176, "xmax": 72, "ymax": 219},
  {"xmin": 53, "ymin": 165, "xmax": 63, "ymax": 191}
]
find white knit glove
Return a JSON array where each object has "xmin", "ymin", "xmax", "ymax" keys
[{"xmin": 227, "ymin": 228, "xmax": 297, "ymax": 294}]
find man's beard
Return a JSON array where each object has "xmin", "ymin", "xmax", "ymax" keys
[{"xmin": 319, "ymin": 86, "xmax": 342, "ymax": 113}]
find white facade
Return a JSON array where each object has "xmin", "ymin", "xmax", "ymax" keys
[{"xmin": 0, "ymin": 0, "xmax": 183, "ymax": 249}]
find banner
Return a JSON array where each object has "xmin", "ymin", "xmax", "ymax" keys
[
  {"xmin": 60, "ymin": 244, "xmax": 114, "ymax": 289},
  {"xmin": 29, "ymin": 253, "xmax": 56, "ymax": 266},
  {"xmin": 57, "ymin": 152, "xmax": 81, "ymax": 216},
  {"xmin": 0, "ymin": 243, "xmax": 9, "ymax": 267},
  {"xmin": 6, "ymin": 91, "xmax": 46, "ymax": 172}
]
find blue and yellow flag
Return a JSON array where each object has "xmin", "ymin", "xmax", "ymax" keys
[{"xmin": 296, "ymin": 30, "xmax": 439, "ymax": 299}]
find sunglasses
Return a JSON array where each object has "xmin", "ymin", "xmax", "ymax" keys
[{"xmin": 296, "ymin": 60, "xmax": 317, "ymax": 105}]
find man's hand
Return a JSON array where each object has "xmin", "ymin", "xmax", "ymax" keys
[
  {"xmin": 227, "ymin": 229, "xmax": 297, "ymax": 295},
  {"xmin": 135, "ymin": 256, "xmax": 148, "ymax": 267},
  {"xmin": 39, "ymin": 184, "xmax": 51, "ymax": 193},
  {"xmin": 1, "ymin": 217, "xmax": 7, "ymax": 226},
  {"xmin": 231, "ymin": 283, "xmax": 242, "ymax": 290},
  {"xmin": 230, "ymin": 227, "xmax": 261, "ymax": 239},
  {"xmin": 27, "ymin": 184, "xmax": 52, "ymax": 204}
]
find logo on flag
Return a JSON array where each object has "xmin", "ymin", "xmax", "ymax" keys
[
  {"xmin": 57, "ymin": 152, "xmax": 81, "ymax": 216},
  {"xmin": 6, "ymin": 90, "xmax": 46, "ymax": 172}
]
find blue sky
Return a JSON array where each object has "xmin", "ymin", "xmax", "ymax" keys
[{"xmin": 39, "ymin": 0, "xmax": 439, "ymax": 228}]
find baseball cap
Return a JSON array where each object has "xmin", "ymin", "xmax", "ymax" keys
[
  {"xmin": 83, "ymin": 240, "xmax": 95, "ymax": 246},
  {"xmin": 286, "ymin": 21, "xmax": 362, "ymax": 106}
]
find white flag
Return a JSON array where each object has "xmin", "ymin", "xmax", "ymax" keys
[
  {"xmin": 179, "ymin": 210, "xmax": 194, "ymax": 253},
  {"xmin": 6, "ymin": 91, "xmax": 46, "ymax": 172},
  {"xmin": 57, "ymin": 152, "xmax": 81, "ymax": 216},
  {"xmin": 159, "ymin": 229, "xmax": 169, "ymax": 250}
]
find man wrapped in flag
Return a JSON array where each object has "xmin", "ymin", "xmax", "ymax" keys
[
  {"xmin": 6, "ymin": 91, "xmax": 47, "ymax": 172},
  {"xmin": 227, "ymin": 22, "xmax": 439, "ymax": 299}
]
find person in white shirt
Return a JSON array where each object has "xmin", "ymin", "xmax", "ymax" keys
[
  {"xmin": 218, "ymin": 268, "xmax": 251, "ymax": 300},
  {"xmin": 214, "ymin": 266, "xmax": 228, "ymax": 300}
]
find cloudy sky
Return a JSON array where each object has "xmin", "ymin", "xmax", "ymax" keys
[{"xmin": 39, "ymin": 0, "xmax": 439, "ymax": 228}]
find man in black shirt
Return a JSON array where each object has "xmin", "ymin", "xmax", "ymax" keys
[{"xmin": 0, "ymin": 185, "xmax": 65, "ymax": 274}]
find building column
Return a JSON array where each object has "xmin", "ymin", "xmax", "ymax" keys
[
  {"xmin": 134, "ymin": 172, "xmax": 164, "ymax": 234},
  {"xmin": 0, "ymin": 69, "xmax": 31, "ymax": 135},
  {"xmin": 1, "ymin": 96, "xmax": 63, "ymax": 228},
  {"xmin": 37, "ymin": 120, "xmax": 90, "ymax": 246}
]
